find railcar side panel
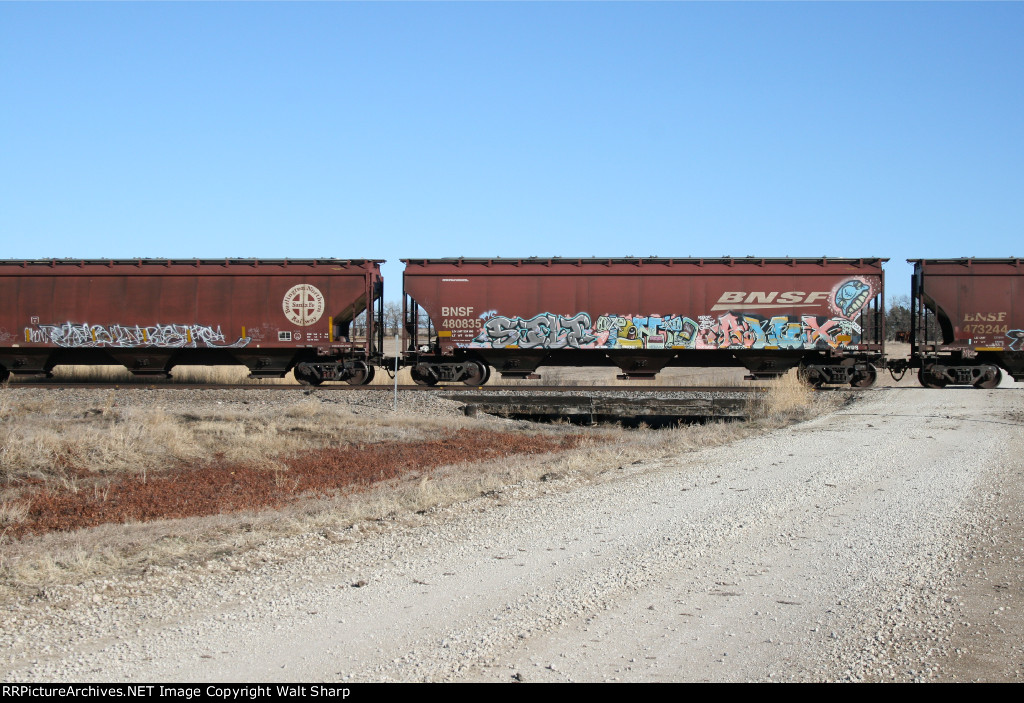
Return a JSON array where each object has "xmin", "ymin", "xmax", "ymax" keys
[
  {"xmin": 0, "ymin": 259, "xmax": 383, "ymax": 381},
  {"xmin": 910, "ymin": 258, "xmax": 1023, "ymax": 385},
  {"xmin": 403, "ymin": 258, "xmax": 885, "ymax": 384}
]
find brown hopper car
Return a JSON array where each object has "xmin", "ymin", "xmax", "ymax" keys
[
  {"xmin": 402, "ymin": 257, "xmax": 886, "ymax": 386},
  {"xmin": 908, "ymin": 258, "xmax": 1024, "ymax": 387},
  {"xmin": 0, "ymin": 259, "xmax": 384, "ymax": 384},
  {"xmin": 5, "ymin": 256, "xmax": 1019, "ymax": 389}
]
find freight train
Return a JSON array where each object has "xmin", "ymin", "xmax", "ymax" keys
[{"xmin": 0, "ymin": 257, "xmax": 1020, "ymax": 389}]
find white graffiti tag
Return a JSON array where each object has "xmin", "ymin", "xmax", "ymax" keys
[
  {"xmin": 473, "ymin": 313, "xmax": 598, "ymax": 349},
  {"xmin": 29, "ymin": 322, "xmax": 251, "ymax": 348}
]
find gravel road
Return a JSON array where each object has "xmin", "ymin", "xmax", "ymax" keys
[{"xmin": 2, "ymin": 385, "xmax": 1021, "ymax": 682}]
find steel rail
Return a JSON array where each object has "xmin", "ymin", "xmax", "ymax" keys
[{"xmin": 4, "ymin": 381, "xmax": 772, "ymax": 393}]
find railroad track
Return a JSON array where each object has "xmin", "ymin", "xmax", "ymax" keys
[{"xmin": 4, "ymin": 381, "xmax": 770, "ymax": 393}]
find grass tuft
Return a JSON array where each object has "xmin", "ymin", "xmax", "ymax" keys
[{"xmin": 745, "ymin": 371, "xmax": 819, "ymax": 422}]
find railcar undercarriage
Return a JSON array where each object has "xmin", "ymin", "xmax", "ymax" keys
[{"xmin": 403, "ymin": 348, "xmax": 883, "ymax": 387}]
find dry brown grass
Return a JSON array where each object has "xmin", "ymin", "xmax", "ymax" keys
[
  {"xmin": 0, "ymin": 373, "xmax": 833, "ymax": 602},
  {"xmin": 745, "ymin": 370, "xmax": 823, "ymax": 423},
  {"xmin": 0, "ymin": 391, "xmax": 469, "ymax": 489}
]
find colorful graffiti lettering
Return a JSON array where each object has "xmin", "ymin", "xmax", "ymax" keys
[
  {"xmin": 1007, "ymin": 329, "xmax": 1024, "ymax": 351},
  {"xmin": 27, "ymin": 322, "xmax": 251, "ymax": 349},
  {"xmin": 695, "ymin": 312, "xmax": 857, "ymax": 350},
  {"xmin": 467, "ymin": 311, "xmax": 862, "ymax": 351},
  {"xmin": 594, "ymin": 314, "xmax": 699, "ymax": 349},
  {"xmin": 460, "ymin": 276, "xmax": 878, "ymax": 351}
]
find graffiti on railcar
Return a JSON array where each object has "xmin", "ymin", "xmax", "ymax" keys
[
  {"xmin": 467, "ymin": 311, "xmax": 861, "ymax": 351},
  {"xmin": 1007, "ymin": 329, "xmax": 1024, "ymax": 351},
  {"xmin": 25, "ymin": 322, "xmax": 251, "ymax": 348},
  {"xmin": 593, "ymin": 314, "xmax": 699, "ymax": 349},
  {"xmin": 474, "ymin": 313, "xmax": 601, "ymax": 349},
  {"xmin": 459, "ymin": 276, "xmax": 876, "ymax": 351},
  {"xmin": 695, "ymin": 312, "xmax": 858, "ymax": 350},
  {"xmin": 830, "ymin": 277, "xmax": 877, "ymax": 320}
]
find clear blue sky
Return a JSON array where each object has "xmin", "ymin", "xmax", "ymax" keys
[{"xmin": 2, "ymin": 2, "xmax": 1022, "ymax": 301}]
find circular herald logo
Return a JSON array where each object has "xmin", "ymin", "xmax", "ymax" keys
[{"xmin": 282, "ymin": 284, "xmax": 325, "ymax": 326}]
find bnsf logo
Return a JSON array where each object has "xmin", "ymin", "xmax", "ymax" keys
[
  {"xmin": 710, "ymin": 291, "xmax": 831, "ymax": 311},
  {"xmin": 442, "ymin": 306, "xmax": 475, "ymax": 316}
]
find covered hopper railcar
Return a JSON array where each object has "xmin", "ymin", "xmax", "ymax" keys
[
  {"xmin": 401, "ymin": 257, "xmax": 886, "ymax": 386},
  {"xmin": 0, "ymin": 259, "xmax": 384, "ymax": 384},
  {"xmin": 906, "ymin": 258, "xmax": 1024, "ymax": 388}
]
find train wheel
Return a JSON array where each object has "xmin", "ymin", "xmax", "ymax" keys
[
  {"xmin": 294, "ymin": 364, "xmax": 323, "ymax": 386},
  {"xmin": 974, "ymin": 367, "xmax": 1002, "ymax": 389},
  {"xmin": 346, "ymin": 361, "xmax": 374, "ymax": 386},
  {"xmin": 359, "ymin": 364, "xmax": 377, "ymax": 385},
  {"xmin": 851, "ymin": 364, "xmax": 878, "ymax": 388},
  {"xmin": 410, "ymin": 365, "xmax": 438, "ymax": 386},
  {"xmin": 462, "ymin": 360, "xmax": 490, "ymax": 386},
  {"xmin": 797, "ymin": 365, "xmax": 824, "ymax": 388},
  {"xmin": 918, "ymin": 366, "xmax": 946, "ymax": 389}
]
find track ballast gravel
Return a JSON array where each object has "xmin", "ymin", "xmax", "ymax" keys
[{"xmin": 1, "ymin": 385, "xmax": 1021, "ymax": 682}]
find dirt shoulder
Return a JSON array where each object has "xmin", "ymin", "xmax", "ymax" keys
[{"xmin": 931, "ymin": 443, "xmax": 1024, "ymax": 681}]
